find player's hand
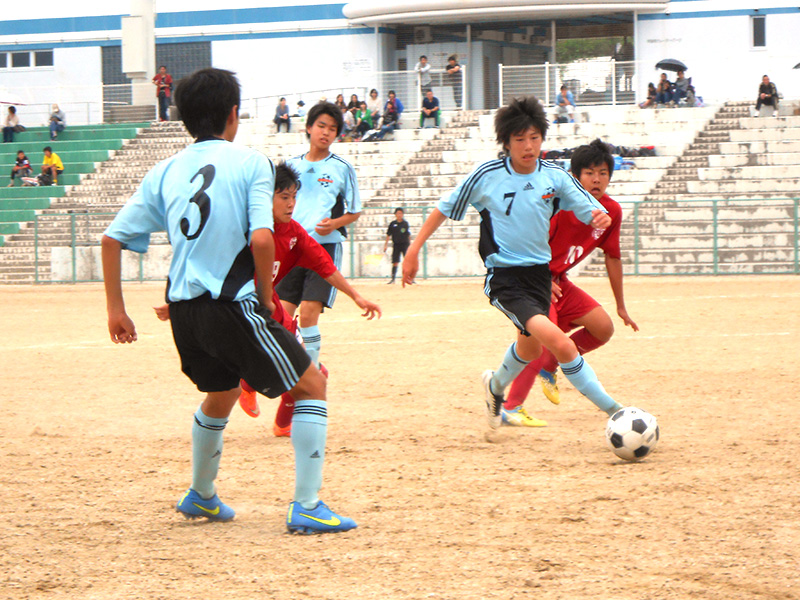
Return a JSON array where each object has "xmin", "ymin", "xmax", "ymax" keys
[
  {"xmin": 108, "ymin": 311, "xmax": 138, "ymax": 344},
  {"xmin": 590, "ymin": 210, "xmax": 611, "ymax": 229},
  {"xmin": 153, "ymin": 304, "xmax": 170, "ymax": 321},
  {"xmin": 618, "ymin": 308, "xmax": 639, "ymax": 332},
  {"xmin": 356, "ymin": 297, "xmax": 382, "ymax": 320},
  {"xmin": 315, "ymin": 218, "xmax": 336, "ymax": 236},
  {"xmin": 402, "ymin": 250, "xmax": 419, "ymax": 287},
  {"xmin": 551, "ymin": 280, "xmax": 563, "ymax": 303}
]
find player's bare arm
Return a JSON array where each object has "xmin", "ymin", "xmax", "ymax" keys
[
  {"xmin": 315, "ymin": 211, "xmax": 361, "ymax": 237},
  {"xmin": 250, "ymin": 228, "xmax": 277, "ymax": 313},
  {"xmin": 101, "ymin": 234, "xmax": 138, "ymax": 344},
  {"xmin": 324, "ymin": 271, "xmax": 382, "ymax": 320},
  {"xmin": 605, "ymin": 255, "xmax": 639, "ymax": 331},
  {"xmin": 402, "ymin": 208, "xmax": 448, "ymax": 286}
]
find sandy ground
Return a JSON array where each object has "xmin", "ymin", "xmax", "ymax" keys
[{"xmin": 2, "ymin": 276, "xmax": 799, "ymax": 600}]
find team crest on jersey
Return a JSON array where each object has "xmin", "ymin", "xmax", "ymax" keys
[
  {"xmin": 541, "ymin": 186, "xmax": 556, "ymax": 203},
  {"xmin": 317, "ymin": 174, "xmax": 333, "ymax": 187},
  {"xmin": 289, "ymin": 237, "xmax": 297, "ymax": 249}
]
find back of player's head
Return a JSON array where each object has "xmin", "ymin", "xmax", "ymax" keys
[
  {"xmin": 494, "ymin": 96, "xmax": 549, "ymax": 150},
  {"xmin": 174, "ymin": 68, "xmax": 240, "ymax": 139},
  {"xmin": 570, "ymin": 139, "xmax": 614, "ymax": 178},
  {"xmin": 274, "ymin": 161, "xmax": 301, "ymax": 193},
  {"xmin": 306, "ymin": 101, "xmax": 344, "ymax": 135}
]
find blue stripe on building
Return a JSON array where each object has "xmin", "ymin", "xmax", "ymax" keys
[{"xmin": 640, "ymin": 7, "xmax": 800, "ymax": 21}]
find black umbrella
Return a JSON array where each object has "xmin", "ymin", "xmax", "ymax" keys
[{"xmin": 655, "ymin": 59, "xmax": 688, "ymax": 72}]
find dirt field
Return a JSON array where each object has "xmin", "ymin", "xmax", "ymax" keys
[{"xmin": 2, "ymin": 276, "xmax": 799, "ymax": 600}]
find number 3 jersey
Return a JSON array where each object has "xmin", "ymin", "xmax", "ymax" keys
[
  {"xmin": 548, "ymin": 194, "xmax": 622, "ymax": 279},
  {"xmin": 437, "ymin": 156, "xmax": 605, "ymax": 269},
  {"xmin": 104, "ymin": 139, "xmax": 275, "ymax": 302}
]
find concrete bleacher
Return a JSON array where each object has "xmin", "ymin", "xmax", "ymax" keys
[{"xmin": 0, "ymin": 123, "xmax": 149, "ymax": 248}]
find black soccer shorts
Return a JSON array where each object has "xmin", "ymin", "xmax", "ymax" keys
[
  {"xmin": 484, "ymin": 264, "xmax": 552, "ymax": 336},
  {"xmin": 275, "ymin": 242, "xmax": 340, "ymax": 309}
]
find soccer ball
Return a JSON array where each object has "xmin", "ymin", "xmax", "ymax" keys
[{"xmin": 605, "ymin": 407, "xmax": 659, "ymax": 461}]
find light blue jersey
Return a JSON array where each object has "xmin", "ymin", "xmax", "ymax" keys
[
  {"xmin": 438, "ymin": 156, "xmax": 605, "ymax": 268},
  {"xmin": 104, "ymin": 139, "xmax": 275, "ymax": 302},
  {"xmin": 287, "ymin": 152, "xmax": 360, "ymax": 245}
]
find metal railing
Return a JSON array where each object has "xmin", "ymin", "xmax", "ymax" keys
[{"xmin": 32, "ymin": 198, "xmax": 800, "ymax": 283}]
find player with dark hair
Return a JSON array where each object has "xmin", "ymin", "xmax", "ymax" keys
[
  {"xmin": 276, "ymin": 101, "xmax": 361, "ymax": 371},
  {"xmin": 502, "ymin": 139, "xmax": 638, "ymax": 424},
  {"xmin": 402, "ymin": 97, "xmax": 623, "ymax": 429},
  {"xmin": 234, "ymin": 162, "xmax": 380, "ymax": 434},
  {"xmin": 101, "ymin": 68, "xmax": 357, "ymax": 534},
  {"xmin": 383, "ymin": 207, "xmax": 410, "ymax": 284}
]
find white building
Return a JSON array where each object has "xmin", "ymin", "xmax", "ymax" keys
[{"xmin": 0, "ymin": 0, "xmax": 796, "ymax": 124}]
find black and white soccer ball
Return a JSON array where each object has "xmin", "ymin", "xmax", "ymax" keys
[{"xmin": 605, "ymin": 407, "xmax": 659, "ymax": 461}]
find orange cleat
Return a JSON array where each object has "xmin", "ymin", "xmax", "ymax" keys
[
  {"xmin": 239, "ymin": 386, "xmax": 261, "ymax": 418},
  {"xmin": 273, "ymin": 422, "xmax": 291, "ymax": 437}
]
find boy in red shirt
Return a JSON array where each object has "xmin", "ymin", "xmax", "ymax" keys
[
  {"xmin": 503, "ymin": 139, "xmax": 639, "ymax": 426},
  {"xmin": 157, "ymin": 163, "xmax": 380, "ymax": 435}
]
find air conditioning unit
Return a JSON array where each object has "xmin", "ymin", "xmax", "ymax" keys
[{"xmin": 414, "ymin": 26, "xmax": 432, "ymax": 43}]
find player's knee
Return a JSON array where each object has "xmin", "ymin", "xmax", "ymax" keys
[
  {"xmin": 291, "ymin": 366, "xmax": 327, "ymax": 401},
  {"xmin": 594, "ymin": 320, "xmax": 614, "ymax": 344},
  {"xmin": 298, "ymin": 302, "xmax": 322, "ymax": 326}
]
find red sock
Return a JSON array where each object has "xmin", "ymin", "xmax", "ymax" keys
[
  {"xmin": 539, "ymin": 347, "xmax": 559, "ymax": 374},
  {"xmin": 274, "ymin": 393, "xmax": 295, "ymax": 429},
  {"xmin": 240, "ymin": 379, "xmax": 255, "ymax": 394},
  {"xmin": 570, "ymin": 329, "xmax": 606, "ymax": 356},
  {"xmin": 505, "ymin": 358, "xmax": 543, "ymax": 410}
]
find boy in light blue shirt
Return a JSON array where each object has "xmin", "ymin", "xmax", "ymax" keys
[
  {"xmin": 102, "ymin": 68, "xmax": 356, "ymax": 534},
  {"xmin": 403, "ymin": 96, "xmax": 623, "ymax": 429}
]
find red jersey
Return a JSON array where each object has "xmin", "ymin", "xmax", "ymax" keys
[
  {"xmin": 548, "ymin": 194, "xmax": 622, "ymax": 279},
  {"xmin": 264, "ymin": 219, "xmax": 337, "ymax": 330}
]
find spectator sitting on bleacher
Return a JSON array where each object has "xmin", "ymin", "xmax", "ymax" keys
[
  {"xmin": 273, "ymin": 97, "xmax": 291, "ymax": 132},
  {"xmin": 341, "ymin": 104, "xmax": 356, "ymax": 140},
  {"xmin": 41, "ymin": 146, "xmax": 63, "ymax": 185},
  {"xmin": 553, "ymin": 85, "xmax": 575, "ymax": 123},
  {"xmin": 353, "ymin": 101, "xmax": 373, "ymax": 140},
  {"xmin": 673, "ymin": 70, "xmax": 689, "ymax": 104},
  {"xmin": 49, "ymin": 104, "xmax": 65, "ymax": 140},
  {"xmin": 362, "ymin": 99, "xmax": 401, "ymax": 142},
  {"xmin": 4, "ymin": 106, "xmax": 22, "ymax": 143},
  {"xmin": 346, "ymin": 93, "xmax": 360, "ymax": 116},
  {"xmin": 7, "ymin": 149, "xmax": 31, "ymax": 187},
  {"xmin": 639, "ymin": 83, "xmax": 657, "ymax": 109},
  {"xmin": 334, "ymin": 94, "xmax": 347, "ymax": 112},
  {"xmin": 655, "ymin": 73, "xmax": 673, "ymax": 106},
  {"xmin": 384, "ymin": 90, "xmax": 403, "ymax": 125},
  {"xmin": 366, "ymin": 88, "xmax": 382, "ymax": 124},
  {"xmin": 295, "ymin": 100, "xmax": 307, "ymax": 118},
  {"xmin": 756, "ymin": 75, "xmax": 779, "ymax": 117},
  {"xmin": 420, "ymin": 89, "xmax": 440, "ymax": 128}
]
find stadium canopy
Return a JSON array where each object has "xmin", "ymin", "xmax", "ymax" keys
[{"xmin": 343, "ymin": 0, "xmax": 669, "ymax": 25}]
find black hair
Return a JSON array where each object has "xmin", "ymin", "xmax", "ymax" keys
[
  {"xmin": 388, "ymin": 90, "xmax": 396, "ymax": 96},
  {"xmin": 159, "ymin": 65, "xmax": 167, "ymax": 69},
  {"xmin": 494, "ymin": 96, "xmax": 549, "ymax": 150},
  {"xmin": 17, "ymin": 149, "xmax": 25, "ymax": 155},
  {"xmin": 560, "ymin": 85, "xmax": 567, "ymax": 91},
  {"xmin": 279, "ymin": 97, "xmax": 286, "ymax": 101},
  {"xmin": 420, "ymin": 55, "xmax": 427, "ymax": 60},
  {"xmin": 275, "ymin": 162, "xmax": 301, "ymax": 193},
  {"xmin": 394, "ymin": 207, "xmax": 404, "ymax": 214},
  {"xmin": 8, "ymin": 106, "xmax": 16, "ymax": 114},
  {"xmin": 306, "ymin": 101, "xmax": 343, "ymax": 135},
  {"xmin": 173, "ymin": 68, "xmax": 240, "ymax": 139},
  {"xmin": 370, "ymin": 88, "xmax": 378, "ymax": 95},
  {"xmin": 570, "ymin": 139, "xmax": 614, "ymax": 178},
  {"xmin": 43, "ymin": 146, "xmax": 52, "ymax": 153},
  {"xmin": 448, "ymin": 55, "xmax": 457, "ymax": 62}
]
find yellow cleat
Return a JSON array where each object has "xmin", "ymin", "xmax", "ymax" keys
[
  {"xmin": 539, "ymin": 369, "xmax": 561, "ymax": 405},
  {"xmin": 501, "ymin": 406, "xmax": 547, "ymax": 427}
]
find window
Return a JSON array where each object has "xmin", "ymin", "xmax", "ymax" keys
[
  {"xmin": 0, "ymin": 53, "xmax": 6, "ymax": 68},
  {"xmin": 11, "ymin": 52, "xmax": 30, "ymax": 68},
  {"xmin": 35, "ymin": 50, "xmax": 54, "ymax": 67},
  {"xmin": 752, "ymin": 15, "xmax": 766, "ymax": 47}
]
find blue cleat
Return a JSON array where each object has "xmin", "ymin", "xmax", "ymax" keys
[
  {"xmin": 286, "ymin": 501, "xmax": 357, "ymax": 535},
  {"xmin": 176, "ymin": 489, "xmax": 235, "ymax": 522}
]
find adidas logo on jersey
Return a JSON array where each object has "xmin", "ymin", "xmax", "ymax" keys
[{"xmin": 523, "ymin": 182, "xmax": 534, "ymax": 191}]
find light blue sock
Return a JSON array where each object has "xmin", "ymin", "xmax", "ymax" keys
[
  {"xmin": 291, "ymin": 399, "xmax": 327, "ymax": 509},
  {"xmin": 300, "ymin": 325, "xmax": 321, "ymax": 367},
  {"xmin": 490, "ymin": 342, "xmax": 530, "ymax": 395},
  {"xmin": 191, "ymin": 406, "xmax": 228, "ymax": 499},
  {"xmin": 559, "ymin": 356, "xmax": 622, "ymax": 416}
]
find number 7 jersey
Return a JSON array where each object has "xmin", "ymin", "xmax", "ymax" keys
[
  {"xmin": 437, "ymin": 156, "xmax": 605, "ymax": 269},
  {"xmin": 104, "ymin": 139, "xmax": 275, "ymax": 302}
]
